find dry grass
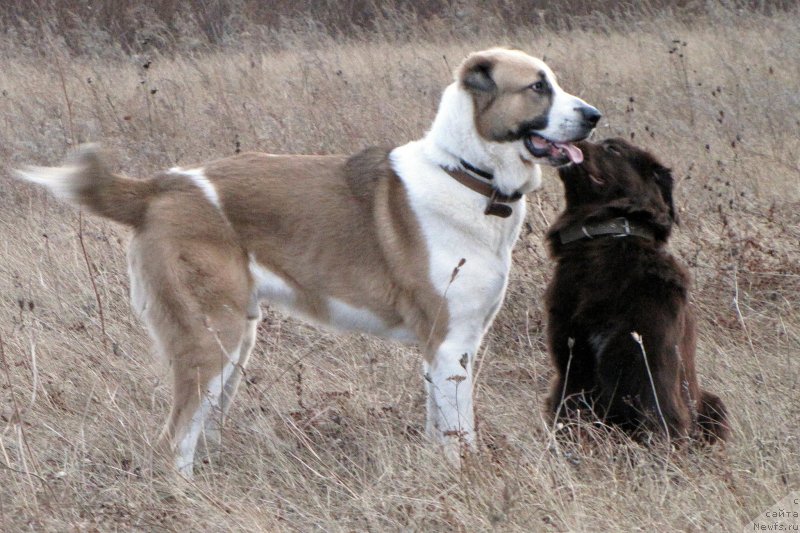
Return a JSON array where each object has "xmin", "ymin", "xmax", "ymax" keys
[{"xmin": 1, "ymin": 4, "xmax": 799, "ymax": 531}]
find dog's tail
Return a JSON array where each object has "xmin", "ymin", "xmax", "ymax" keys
[
  {"xmin": 13, "ymin": 144, "xmax": 156, "ymax": 227},
  {"xmin": 697, "ymin": 390, "xmax": 730, "ymax": 444}
]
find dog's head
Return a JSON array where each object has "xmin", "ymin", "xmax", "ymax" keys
[
  {"xmin": 459, "ymin": 48, "xmax": 600, "ymax": 166},
  {"xmin": 557, "ymin": 138, "xmax": 677, "ymax": 240},
  {"xmin": 427, "ymin": 48, "xmax": 601, "ymax": 195}
]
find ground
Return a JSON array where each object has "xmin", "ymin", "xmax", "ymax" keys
[{"xmin": 0, "ymin": 3, "xmax": 798, "ymax": 531}]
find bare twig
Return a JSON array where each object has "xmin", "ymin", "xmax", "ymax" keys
[
  {"xmin": 423, "ymin": 258, "xmax": 467, "ymax": 441},
  {"xmin": 78, "ymin": 211, "xmax": 107, "ymax": 349},
  {"xmin": 27, "ymin": 338, "xmax": 38, "ymax": 411},
  {"xmin": 732, "ymin": 266, "xmax": 756, "ymax": 356},
  {"xmin": 424, "ymin": 258, "xmax": 466, "ymax": 354},
  {"xmin": 0, "ymin": 461, "xmax": 49, "ymax": 484},
  {"xmin": 43, "ymin": 28, "xmax": 76, "ymax": 147},
  {"xmin": 535, "ymin": 194, "xmax": 551, "ymax": 227},
  {"xmin": 631, "ymin": 332, "xmax": 670, "ymax": 439},
  {"xmin": 552, "ymin": 337, "xmax": 574, "ymax": 431}
]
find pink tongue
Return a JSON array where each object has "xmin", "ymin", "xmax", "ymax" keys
[{"xmin": 555, "ymin": 142, "xmax": 584, "ymax": 164}]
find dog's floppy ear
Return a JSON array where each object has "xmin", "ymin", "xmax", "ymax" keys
[
  {"xmin": 653, "ymin": 165, "xmax": 677, "ymax": 224},
  {"xmin": 458, "ymin": 53, "xmax": 497, "ymax": 94}
]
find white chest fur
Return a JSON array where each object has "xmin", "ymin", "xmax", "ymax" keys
[{"xmin": 390, "ymin": 141, "xmax": 524, "ymax": 331}]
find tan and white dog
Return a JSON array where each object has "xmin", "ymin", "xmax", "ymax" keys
[{"xmin": 16, "ymin": 48, "xmax": 599, "ymax": 476}]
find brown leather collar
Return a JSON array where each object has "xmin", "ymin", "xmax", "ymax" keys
[
  {"xmin": 440, "ymin": 166, "xmax": 523, "ymax": 218},
  {"xmin": 559, "ymin": 217, "xmax": 655, "ymax": 244}
]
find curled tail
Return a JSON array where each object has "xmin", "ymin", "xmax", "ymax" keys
[
  {"xmin": 14, "ymin": 144, "xmax": 156, "ymax": 227},
  {"xmin": 697, "ymin": 390, "xmax": 730, "ymax": 444}
]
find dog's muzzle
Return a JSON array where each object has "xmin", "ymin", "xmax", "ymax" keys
[{"xmin": 524, "ymin": 104, "xmax": 602, "ymax": 165}]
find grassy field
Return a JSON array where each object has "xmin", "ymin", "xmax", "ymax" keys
[{"xmin": 1, "ymin": 3, "xmax": 798, "ymax": 531}]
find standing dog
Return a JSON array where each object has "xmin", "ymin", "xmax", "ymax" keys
[
  {"xmin": 16, "ymin": 48, "xmax": 599, "ymax": 476},
  {"xmin": 544, "ymin": 138, "xmax": 728, "ymax": 444}
]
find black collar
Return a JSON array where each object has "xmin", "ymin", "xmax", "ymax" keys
[
  {"xmin": 459, "ymin": 159, "xmax": 494, "ymax": 180},
  {"xmin": 559, "ymin": 217, "xmax": 655, "ymax": 244},
  {"xmin": 440, "ymin": 163, "xmax": 522, "ymax": 218}
]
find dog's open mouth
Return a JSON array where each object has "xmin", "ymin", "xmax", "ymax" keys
[{"xmin": 524, "ymin": 135, "xmax": 584, "ymax": 164}]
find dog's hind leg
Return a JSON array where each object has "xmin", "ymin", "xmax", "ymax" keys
[
  {"xmin": 154, "ymin": 295, "xmax": 251, "ymax": 478},
  {"xmin": 224, "ymin": 320, "xmax": 259, "ymax": 413},
  {"xmin": 131, "ymin": 230, "xmax": 253, "ymax": 478},
  {"xmin": 169, "ymin": 338, "xmax": 240, "ymax": 477},
  {"xmin": 203, "ymin": 302, "xmax": 261, "ymax": 445},
  {"xmin": 163, "ymin": 305, "xmax": 251, "ymax": 478}
]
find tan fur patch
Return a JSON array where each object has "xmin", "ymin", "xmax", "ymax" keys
[
  {"xmin": 459, "ymin": 49, "xmax": 553, "ymax": 142},
  {"xmin": 204, "ymin": 148, "xmax": 449, "ymax": 355}
]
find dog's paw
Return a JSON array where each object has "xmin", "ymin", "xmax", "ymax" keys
[
  {"xmin": 436, "ymin": 430, "xmax": 475, "ymax": 469},
  {"xmin": 195, "ymin": 425, "xmax": 222, "ymax": 456}
]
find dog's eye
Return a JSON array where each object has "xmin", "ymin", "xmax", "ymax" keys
[
  {"xmin": 529, "ymin": 81, "xmax": 546, "ymax": 93},
  {"xmin": 604, "ymin": 144, "xmax": 621, "ymax": 155}
]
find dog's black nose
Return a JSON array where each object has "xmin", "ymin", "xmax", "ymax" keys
[{"xmin": 578, "ymin": 105, "xmax": 602, "ymax": 126}]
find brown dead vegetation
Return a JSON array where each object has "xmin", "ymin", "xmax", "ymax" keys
[{"xmin": 0, "ymin": 2, "xmax": 798, "ymax": 531}]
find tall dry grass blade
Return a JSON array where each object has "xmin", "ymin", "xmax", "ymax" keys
[
  {"xmin": 631, "ymin": 332, "xmax": 670, "ymax": 440},
  {"xmin": 552, "ymin": 337, "xmax": 574, "ymax": 431},
  {"xmin": 77, "ymin": 211, "xmax": 108, "ymax": 349}
]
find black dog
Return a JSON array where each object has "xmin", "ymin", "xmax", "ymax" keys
[{"xmin": 544, "ymin": 138, "xmax": 728, "ymax": 444}]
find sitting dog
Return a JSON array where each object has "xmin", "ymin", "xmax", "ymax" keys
[
  {"xmin": 543, "ymin": 138, "xmax": 728, "ymax": 445},
  {"xmin": 15, "ymin": 48, "xmax": 600, "ymax": 476}
]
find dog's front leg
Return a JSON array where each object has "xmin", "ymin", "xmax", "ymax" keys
[{"xmin": 424, "ymin": 337, "xmax": 478, "ymax": 465}]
